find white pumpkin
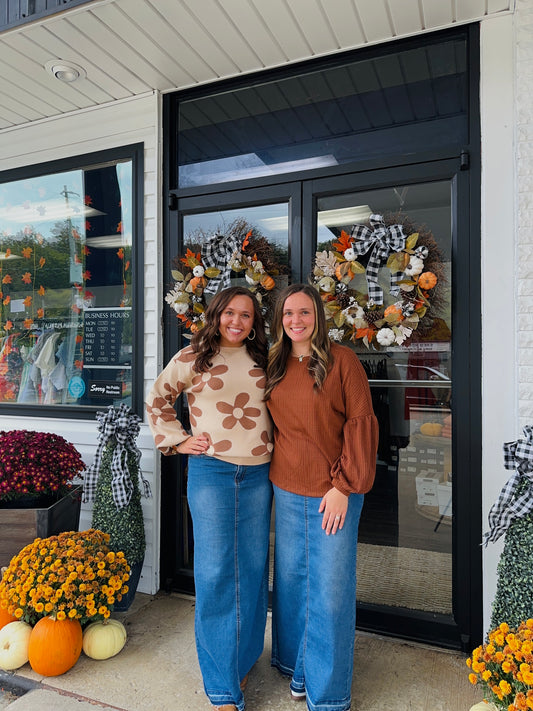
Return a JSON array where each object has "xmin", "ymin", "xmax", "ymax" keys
[
  {"xmin": 0, "ymin": 620, "xmax": 32, "ymax": 670},
  {"xmin": 82, "ymin": 619, "xmax": 127, "ymax": 660}
]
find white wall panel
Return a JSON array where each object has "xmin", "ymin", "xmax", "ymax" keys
[
  {"xmin": 479, "ymin": 12, "xmax": 517, "ymax": 634},
  {"xmin": 0, "ymin": 92, "xmax": 162, "ymax": 595}
]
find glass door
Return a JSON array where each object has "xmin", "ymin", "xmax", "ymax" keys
[
  {"xmin": 304, "ymin": 165, "xmax": 478, "ymax": 649},
  {"xmin": 161, "ymin": 184, "xmax": 299, "ymax": 593}
]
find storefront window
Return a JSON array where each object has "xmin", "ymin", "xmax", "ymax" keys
[
  {"xmin": 175, "ymin": 35, "xmax": 467, "ymax": 188},
  {"xmin": 0, "ymin": 147, "xmax": 142, "ymax": 411}
]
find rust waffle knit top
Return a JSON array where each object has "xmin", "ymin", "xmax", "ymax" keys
[
  {"xmin": 146, "ymin": 345, "xmax": 273, "ymax": 466},
  {"xmin": 267, "ymin": 343, "xmax": 378, "ymax": 497}
]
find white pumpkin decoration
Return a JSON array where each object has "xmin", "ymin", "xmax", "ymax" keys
[
  {"xmin": 0, "ymin": 620, "xmax": 32, "ymax": 670},
  {"xmin": 82, "ymin": 619, "xmax": 127, "ymax": 660}
]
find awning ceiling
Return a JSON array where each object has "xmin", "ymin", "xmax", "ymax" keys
[{"xmin": 0, "ymin": 0, "xmax": 515, "ymax": 133}]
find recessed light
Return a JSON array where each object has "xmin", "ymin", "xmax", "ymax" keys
[{"xmin": 45, "ymin": 60, "xmax": 86, "ymax": 83}]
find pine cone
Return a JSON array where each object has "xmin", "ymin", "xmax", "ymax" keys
[
  {"xmin": 337, "ymin": 293, "xmax": 351, "ymax": 309},
  {"xmin": 364, "ymin": 308, "xmax": 383, "ymax": 325}
]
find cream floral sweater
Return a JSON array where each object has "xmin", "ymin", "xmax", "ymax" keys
[{"xmin": 146, "ymin": 345, "xmax": 273, "ymax": 466}]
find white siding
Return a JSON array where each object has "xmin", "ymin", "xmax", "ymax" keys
[
  {"xmin": 516, "ymin": 0, "xmax": 533, "ymax": 428},
  {"xmin": 479, "ymin": 0, "xmax": 533, "ymax": 633},
  {"xmin": 0, "ymin": 92, "xmax": 162, "ymax": 595}
]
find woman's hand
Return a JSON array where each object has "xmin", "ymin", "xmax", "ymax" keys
[
  {"xmin": 319, "ymin": 487, "xmax": 349, "ymax": 535},
  {"xmin": 177, "ymin": 435, "xmax": 209, "ymax": 455}
]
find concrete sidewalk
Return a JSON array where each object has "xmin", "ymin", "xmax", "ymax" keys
[{"xmin": 0, "ymin": 592, "xmax": 483, "ymax": 711}]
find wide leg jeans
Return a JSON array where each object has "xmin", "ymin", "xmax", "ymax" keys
[
  {"xmin": 271, "ymin": 484, "xmax": 364, "ymax": 711},
  {"xmin": 187, "ymin": 454, "xmax": 272, "ymax": 710}
]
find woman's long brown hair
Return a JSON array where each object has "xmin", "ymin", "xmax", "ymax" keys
[
  {"xmin": 190, "ymin": 286, "xmax": 268, "ymax": 372},
  {"xmin": 264, "ymin": 283, "xmax": 331, "ymax": 400}
]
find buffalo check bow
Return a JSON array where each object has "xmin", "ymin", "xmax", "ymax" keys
[
  {"xmin": 83, "ymin": 403, "xmax": 151, "ymax": 509},
  {"xmin": 350, "ymin": 214, "xmax": 407, "ymax": 305},
  {"xmin": 483, "ymin": 425, "xmax": 533, "ymax": 545},
  {"xmin": 201, "ymin": 232, "xmax": 241, "ymax": 295}
]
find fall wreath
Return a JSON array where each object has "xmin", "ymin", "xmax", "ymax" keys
[
  {"xmin": 312, "ymin": 213, "xmax": 446, "ymax": 348},
  {"xmin": 165, "ymin": 228, "xmax": 285, "ymax": 333}
]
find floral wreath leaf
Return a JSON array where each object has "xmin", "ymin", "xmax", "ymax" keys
[
  {"xmin": 332, "ymin": 229, "xmax": 353, "ymax": 252},
  {"xmin": 386, "ymin": 251, "xmax": 409, "ymax": 273},
  {"xmin": 171, "ymin": 269, "xmax": 185, "ymax": 281},
  {"xmin": 384, "ymin": 311, "xmax": 402, "ymax": 325},
  {"xmin": 350, "ymin": 261, "xmax": 366, "ymax": 274},
  {"xmin": 334, "ymin": 311, "xmax": 346, "ymax": 327},
  {"xmin": 415, "ymin": 305, "xmax": 427, "ymax": 318},
  {"xmin": 405, "ymin": 232, "xmax": 419, "ymax": 250},
  {"xmin": 242, "ymin": 230, "xmax": 252, "ymax": 249},
  {"xmin": 204, "ymin": 267, "xmax": 221, "ymax": 278}
]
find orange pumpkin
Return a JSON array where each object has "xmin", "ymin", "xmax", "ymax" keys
[
  {"xmin": 260, "ymin": 274, "xmax": 275, "ymax": 291},
  {"xmin": 418, "ymin": 272, "xmax": 437, "ymax": 290},
  {"xmin": 28, "ymin": 616, "xmax": 83, "ymax": 677},
  {"xmin": 0, "ymin": 606, "xmax": 16, "ymax": 631},
  {"xmin": 384, "ymin": 304, "xmax": 404, "ymax": 323}
]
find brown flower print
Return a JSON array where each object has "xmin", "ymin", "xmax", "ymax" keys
[
  {"xmin": 217, "ymin": 393, "xmax": 261, "ymax": 430},
  {"xmin": 248, "ymin": 367, "xmax": 266, "ymax": 389},
  {"xmin": 175, "ymin": 346, "xmax": 196, "ymax": 363},
  {"xmin": 251, "ymin": 430, "xmax": 273, "ymax": 456},
  {"xmin": 191, "ymin": 364, "xmax": 228, "ymax": 393},
  {"xmin": 186, "ymin": 392, "xmax": 202, "ymax": 428},
  {"xmin": 147, "ymin": 394, "xmax": 177, "ymax": 426},
  {"xmin": 154, "ymin": 435, "xmax": 180, "ymax": 455},
  {"xmin": 203, "ymin": 432, "xmax": 232, "ymax": 456}
]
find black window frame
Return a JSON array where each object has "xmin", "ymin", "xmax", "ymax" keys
[{"xmin": 0, "ymin": 142, "xmax": 145, "ymax": 419}]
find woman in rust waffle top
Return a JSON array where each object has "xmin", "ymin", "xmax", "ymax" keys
[
  {"xmin": 264, "ymin": 283, "xmax": 378, "ymax": 711},
  {"xmin": 146, "ymin": 286, "xmax": 273, "ymax": 711}
]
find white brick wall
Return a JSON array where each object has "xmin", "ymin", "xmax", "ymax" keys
[{"xmin": 517, "ymin": 0, "xmax": 533, "ymax": 427}]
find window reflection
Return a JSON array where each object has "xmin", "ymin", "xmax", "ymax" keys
[{"xmin": 0, "ymin": 158, "xmax": 134, "ymax": 407}]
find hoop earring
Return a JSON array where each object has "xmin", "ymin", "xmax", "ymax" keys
[{"xmin": 247, "ymin": 328, "xmax": 256, "ymax": 341}]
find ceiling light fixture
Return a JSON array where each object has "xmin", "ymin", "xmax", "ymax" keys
[{"xmin": 45, "ymin": 60, "xmax": 86, "ymax": 83}]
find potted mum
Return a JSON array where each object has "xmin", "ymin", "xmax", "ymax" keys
[
  {"xmin": 0, "ymin": 529, "xmax": 130, "ymax": 675},
  {"xmin": 467, "ymin": 620, "xmax": 533, "ymax": 711},
  {"xmin": 0, "ymin": 430, "xmax": 85, "ymax": 568},
  {"xmin": 84, "ymin": 405, "xmax": 151, "ymax": 611}
]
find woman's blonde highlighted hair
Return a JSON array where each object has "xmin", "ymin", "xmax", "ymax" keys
[{"xmin": 264, "ymin": 283, "xmax": 331, "ymax": 400}]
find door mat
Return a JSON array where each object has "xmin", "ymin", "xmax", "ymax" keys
[{"xmin": 356, "ymin": 543, "xmax": 452, "ymax": 615}]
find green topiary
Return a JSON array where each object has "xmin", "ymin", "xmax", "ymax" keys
[
  {"xmin": 490, "ymin": 479, "xmax": 533, "ymax": 630},
  {"xmin": 84, "ymin": 404, "xmax": 152, "ymax": 571},
  {"xmin": 91, "ymin": 441, "xmax": 145, "ymax": 566}
]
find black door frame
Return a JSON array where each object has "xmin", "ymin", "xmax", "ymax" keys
[{"xmin": 161, "ymin": 158, "xmax": 481, "ymax": 650}]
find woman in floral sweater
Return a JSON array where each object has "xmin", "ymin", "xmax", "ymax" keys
[{"xmin": 146, "ymin": 286, "xmax": 273, "ymax": 711}]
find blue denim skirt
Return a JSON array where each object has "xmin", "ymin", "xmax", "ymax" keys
[
  {"xmin": 187, "ymin": 454, "xmax": 272, "ymax": 711},
  {"xmin": 271, "ymin": 484, "xmax": 364, "ymax": 711}
]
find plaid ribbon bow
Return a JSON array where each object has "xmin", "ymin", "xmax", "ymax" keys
[
  {"xmin": 83, "ymin": 403, "xmax": 152, "ymax": 509},
  {"xmin": 350, "ymin": 214, "xmax": 407, "ymax": 305},
  {"xmin": 483, "ymin": 425, "xmax": 533, "ymax": 545},
  {"xmin": 201, "ymin": 232, "xmax": 241, "ymax": 296}
]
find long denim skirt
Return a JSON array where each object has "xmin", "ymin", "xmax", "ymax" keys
[
  {"xmin": 187, "ymin": 454, "xmax": 272, "ymax": 711},
  {"xmin": 271, "ymin": 484, "xmax": 364, "ymax": 711}
]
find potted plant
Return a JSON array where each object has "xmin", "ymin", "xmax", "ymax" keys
[
  {"xmin": 84, "ymin": 404, "xmax": 151, "ymax": 611},
  {"xmin": 0, "ymin": 528, "xmax": 130, "ymax": 675},
  {"xmin": 0, "ymin": 430, "xmax": 85, "ymax": 568},
  {"xmin": 467, "ymin": 619, "xmax": 533, "ymax": 711}
]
